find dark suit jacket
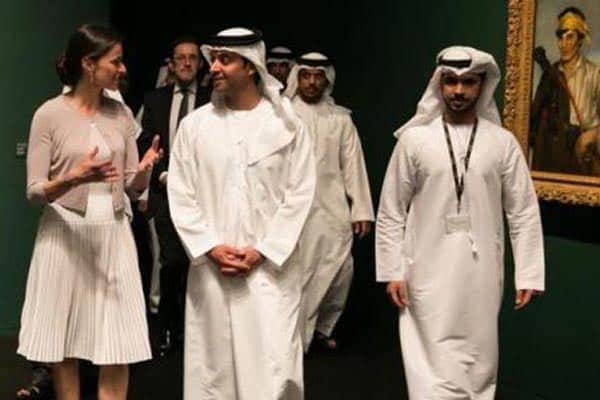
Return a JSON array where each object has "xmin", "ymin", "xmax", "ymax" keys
[{"xmin": 137, "ymin": 82, "xmax": 210, "ymax": 215}]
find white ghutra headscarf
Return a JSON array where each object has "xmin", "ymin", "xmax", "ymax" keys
[
  {"xmin": 200, "ymin": 27, "xmax": 300, "ymax": 131},
  {"xmin": 394, "ymin": 46, "xmax": 501, "ymax": 138},
  {"xmin": 267, "ymin": 46, "xmax": 295, "ymax": 66},
  {"xmin": 284, "ymin": 52, "xmax": 336, "ymax": 101}
]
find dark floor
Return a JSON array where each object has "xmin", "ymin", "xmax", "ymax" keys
[
  {"xmin": 1, "ymin": 334, "xmax": 407, "ymax": 400},
  {"xmin": 0, "ymin": 333, "xmax": 541, "ymax": 400}
]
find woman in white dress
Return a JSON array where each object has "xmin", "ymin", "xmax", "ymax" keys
[{"xmin": 18, "ymin": 24, "xmax": 161, "ymax": 400}]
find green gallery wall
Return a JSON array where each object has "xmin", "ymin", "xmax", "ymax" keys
[
  {"xmin": 0, "ymin": 1, "xmax": 110, "ymax": 333},
  {"xmin": 1, "ymin": 1, "xmax": 598, "ymax": 398}
]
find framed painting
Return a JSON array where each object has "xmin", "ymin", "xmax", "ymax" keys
[{"xmin": 504, "ymin": 0, "xmax": 600, "ymax": 205}]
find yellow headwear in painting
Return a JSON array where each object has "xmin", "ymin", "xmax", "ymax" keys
[{"xmin": 558, "ymin": 11, "xmax": 591, "ymax": 45}]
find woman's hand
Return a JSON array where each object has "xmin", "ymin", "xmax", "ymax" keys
[
  {"xmin": 66, "ymin": 146, "xmax": 119, "ymax": 185},
  {"xmin": 139, "ymin": 135, "xmax": 163, "ymax": 172}
]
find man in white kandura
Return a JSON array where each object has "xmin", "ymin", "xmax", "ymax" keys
[
  {"xmin": 376, "ymin": 46, "xmax": 545, "ymax": 399},
  {"xmin": 267, "ymin": 46, "xmax": 295, "ymax": 88},
  {"xmin": 285, "ymin": 52, "xmax": 374, "ymax": 351},
  {"xmin": 167, "ymin": 27, "xmax": 316, "ymax": 400}
]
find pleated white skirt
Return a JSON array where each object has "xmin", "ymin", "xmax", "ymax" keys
[{"xmin": 17, "ymin": 181, "xmax": 152, "ymax": 365}]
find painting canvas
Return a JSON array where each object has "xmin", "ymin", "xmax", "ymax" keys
[{"xmin": 503, "ymin": 0, "xmax": 600, "ymax": 205}]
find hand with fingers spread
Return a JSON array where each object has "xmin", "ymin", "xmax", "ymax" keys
[
  {"xmin": 352, "ymin": 220, "xmax": 372, "ymax": 239},
  {"xmin": 128, "ymin": 135, "xmax": 164, "ymax": 194},
  {"xmin": 65, "ymin": 146, "xmax": 119, "ymax": 185},
  {"xmin": 139, "ymin": 135, "xmax": 163, "ymax": 172},
  {"xmin": 208, "ymin": 245, "xmax": 250, "ymax": 277},
  {"xmin": 514, "ymin": 289, "xmax": 541, "ymax": 310},
  {"xmin": 386, "ymin": 280, "xmax": 410, "ymax": 309}
]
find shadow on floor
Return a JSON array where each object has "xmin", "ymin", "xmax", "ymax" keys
[{"xmin": 1, "ymin": 332, "xmax": 407, "ymax": 400}]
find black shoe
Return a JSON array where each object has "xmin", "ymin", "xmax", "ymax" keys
[{"xmin": 16, "ymin": 379, "xmax": 54, "ymax": 400}]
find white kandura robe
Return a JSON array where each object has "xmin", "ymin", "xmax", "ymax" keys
[
  {"xmin": 167, "ymin": 98, "xmax": 316, "ymax": 400},
  {"xmin": 292, "ymin": 98, "xmax": 374, "ymax": 350},
  {"xmin": 376, "ymin": 116, "xmax": 545, "ymax": 400}
]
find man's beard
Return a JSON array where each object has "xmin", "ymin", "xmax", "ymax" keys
[
  {"xmin": 444, "ymin": 95, "xmax": 477, "ymax": 116},
  {"xmin": 299, "ymin": 87, "xmax": 324, "ymax": 104}
]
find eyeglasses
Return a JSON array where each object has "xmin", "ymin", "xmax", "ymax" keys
[{"xmin": 173, "ymin": 54, "xmax": 200, "ymax": 64}]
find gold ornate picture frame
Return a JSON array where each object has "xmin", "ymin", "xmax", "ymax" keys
[{"xmin": 503, "ymin": 0, "xmax": 600, "ymax": 205}]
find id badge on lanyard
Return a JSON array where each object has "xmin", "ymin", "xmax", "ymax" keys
[
  {"xmin": 443, "ymin": 118, "xmax": 477, "ymax": 234},
  {"xmin": 445, "ymin": 213, "xmax": 471, "ymax": 233}
]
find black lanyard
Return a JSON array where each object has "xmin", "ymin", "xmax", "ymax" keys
[{"xmin": 442, "ymin": 118, "xmax": 478, "ymax": 213}]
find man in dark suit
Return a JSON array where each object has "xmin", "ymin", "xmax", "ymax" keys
[{"xmin": 138, "ymin": 35, "xmax": 210, "ymax": 356}]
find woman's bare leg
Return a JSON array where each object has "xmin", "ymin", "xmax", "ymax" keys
[
  {"xmin": 98, "ymin": 364, "xmax": 129, "ymax": 400},
  {"xmin": 51, "ymin": 359, "xmax": 80, "ymax": 400}
]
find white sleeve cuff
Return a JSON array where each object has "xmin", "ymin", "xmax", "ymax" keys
[{"xmin": 159, "ymin": 172, "xmax": 168, "ymax": 185}]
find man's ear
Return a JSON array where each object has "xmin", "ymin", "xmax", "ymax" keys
[{"xmin": 244, "ymin": 60, "xmax": 257, "ymax": 77}]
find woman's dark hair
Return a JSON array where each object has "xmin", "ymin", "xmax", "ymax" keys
[{"xmin": 56, "ymin": 24, "xmax": 122, "ymax": 86}]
